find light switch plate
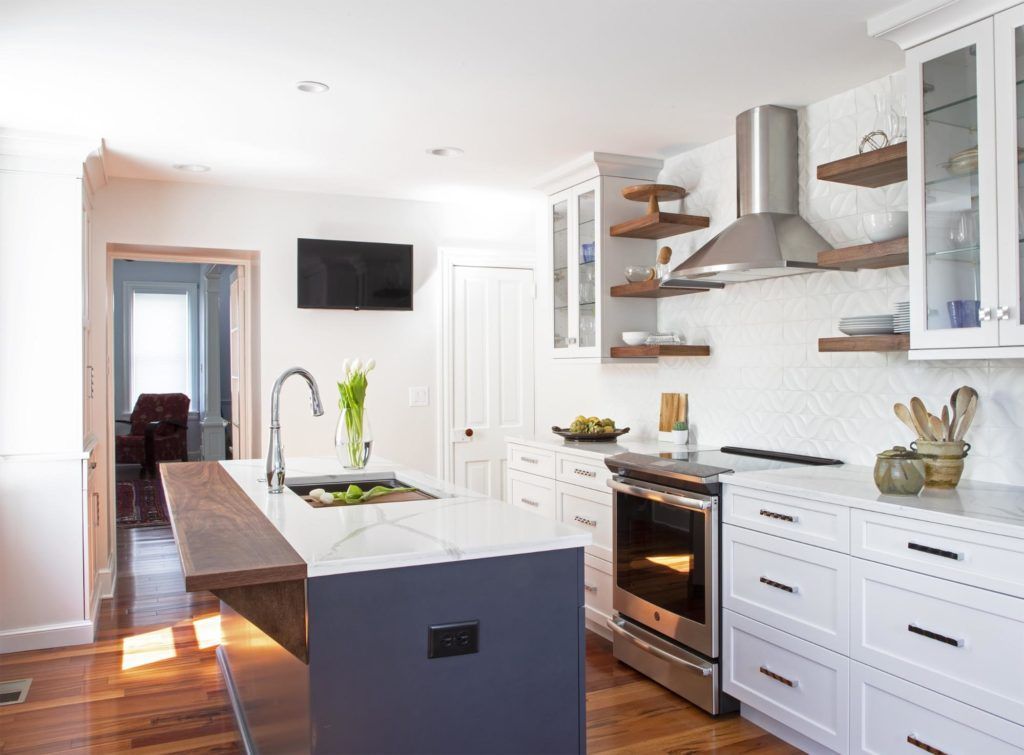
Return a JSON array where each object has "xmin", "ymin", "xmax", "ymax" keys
[{"xmin": 408, "ymin": 386, "xmax": 429, "ymax": 407}]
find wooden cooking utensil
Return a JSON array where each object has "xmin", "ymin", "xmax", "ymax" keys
[
  {"xmin": 928, "ymin": 414, "xmax": 945, "ymax": 443},
  {"xmin": 940, "ymin": 405, "xmax": 951, "ymax": 441},
  {"xmin": 893, "ymin": 403, "xmax": 921, "ymax": 437},
  {"xmin": 949, "ymin": 386, "xmax": 976, "ymax": 441},
  {"xmin": 910, "ymin": 397, "xmax": 934, "ymax": 440},
  {"xmin": 954, "ymin": 395, "xmax": 978, "ymax": 441}
]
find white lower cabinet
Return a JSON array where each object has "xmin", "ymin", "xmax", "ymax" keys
[
  {"xmin": 724, "ymin": 610, "xmax": 849, "ymax": 753},
  {"xmin": 851, "ymin": 661, "xmax": 1024, "ymax": 755},
  {"xmin": 851, "ymin": 557, "xmax": 1024, "ymax": 723},
  {"xmin": 506, "ymin": 442, "xmax": 614, "ymax": 637},
  {"xmin": 724, "ymin": 523, "xmax": 849, "ymax": 654},
  {"xmin": 723, "ymin": 481, "xmax": 1024, "ymax": 755}
]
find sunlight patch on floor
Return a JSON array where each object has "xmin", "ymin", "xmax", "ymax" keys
[
  {"xmin": 121, "ymin": 627, "xmax": 176, "ymax": 670},
  {"xmin": 192, "ymin": 614, "xmax": 223, "ymax": 649}
]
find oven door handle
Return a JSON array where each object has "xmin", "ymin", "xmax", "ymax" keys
[
  {"xmin": 607, "ymin": 479, "xmax": 712, "ymax": 512},
  {"xmin": 606, "ymin": 617, "xmax": 713, "ymax": 676}
]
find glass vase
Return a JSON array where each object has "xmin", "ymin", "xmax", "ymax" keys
[{"xmin": 335, "ymin": 406, "xmax": 373, "ymax": 469}]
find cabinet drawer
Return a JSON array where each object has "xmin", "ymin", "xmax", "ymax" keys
[
  {"xmin": 851, "ymin": 661, "xmax": 1024, "ymax": 755},
  {"xmin": 851, "ymin": 558, "xmax": 1024, "ymax": 722},
  {"xmin": 583, "ymin": 554, "xmax": 613, "ymax": 627},
  {"xmin": 507, "ymin": 469, "xmax": 557, "ymax": 520},
  {"xmin": 557, "ymin": 482, "xmax": 612, "ymax": 561},
  {"xmin": 724, "ymin": 486, "xmax": 849, "ymax": 552},
  {"xmin": 723, "ymin": 524, "xmax": 850, "ymax": 654},
  {"xmin": 556, "ymin": 453, "xmax": 611, "ymax": 493},
  {"xmin": 507, "ymin": 444, "xmax": 556, "ymax": 477},
  {"xmin": 852, "ymin": 508, "xmax": 1024, "ymax": 599},
  {"xmin": 723, "ymin": 610, "xmax": 849, "ymax": 753}
]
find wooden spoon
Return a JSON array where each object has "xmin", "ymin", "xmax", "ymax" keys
[
  {"xmin": 910, "ymin": 397, "xmax": 934, "ymax": 440},
  {"xmin": 893, "ymin": 403, "xmax": 922, "ymax": 438},
  {"xmin": 928, "ymin": 414, "xmax": 945, "ymax": 443},
  {"xmin": 954, "ymin": 395, "xmax": 978, "ymax": 441},
  {"xmin": 940, "ymin": 405, "xmax": 951, "ymax": 441},
  {"xmin": 949, "ymin": 386, "xmax": 976, "ymax": 440}
]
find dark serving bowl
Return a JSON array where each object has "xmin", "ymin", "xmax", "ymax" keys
[{"xmin": 551, "ymin": 426, "xmax": 630, "ymax": 442}]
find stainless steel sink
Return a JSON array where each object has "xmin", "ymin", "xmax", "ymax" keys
[{"xmin": 286, "ymin": 474, "xmax": 436, "ymax": 507}]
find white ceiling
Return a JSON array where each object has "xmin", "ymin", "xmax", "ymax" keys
[{"xmin": 0, "ymin": 0, "xmax": 906, "ymax": 201}]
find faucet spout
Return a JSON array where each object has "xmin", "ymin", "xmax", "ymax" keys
[{"xmin": 267, "ymin": 367, "xmax": 324, "ymax": 493}]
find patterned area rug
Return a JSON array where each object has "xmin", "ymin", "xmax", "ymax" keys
[{"xmin": 116, "ymin": 478, "xmax": 170, "ymax": 528}]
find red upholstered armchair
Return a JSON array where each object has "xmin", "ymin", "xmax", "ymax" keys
[{"xmin": 116, "ymin": 393, "xmax": 191, "ymax": 475}]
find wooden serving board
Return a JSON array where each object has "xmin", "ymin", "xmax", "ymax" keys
[{"xmin": 659, "ymin": 392, "xmax": 688, "ymax": 433}]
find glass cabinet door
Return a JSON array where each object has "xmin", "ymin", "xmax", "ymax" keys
[
  {"xmin": 551, "ymin": 196, "xmax": 570, "ymax": 351},
  {"xmin": 576, "ymin": 188, "xmax": 597, "ymax": 350},
  {"xmin": 909, "ymin": 19, "xmax": 999, "ymax": 348},
  {"xmin": 996, "ymin": 8, "xmax": 1024, "ymax": 345}
]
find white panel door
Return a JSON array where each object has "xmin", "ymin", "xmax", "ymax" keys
[{"xmin": 451, "ymin": 265, "xmax": 534, "ymax": 497}]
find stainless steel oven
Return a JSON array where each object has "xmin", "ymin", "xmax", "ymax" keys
[{"xmin": 607, "ymin": 474, "xmax": 733, "ymax": 715}]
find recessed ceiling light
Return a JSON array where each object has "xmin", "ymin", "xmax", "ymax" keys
[
  {"xmin": 426, "ymin": 147, "xmax": 464, "ymax": 158},
  {"xmin": 172, "ymin": 163, "xmax": 211, "ymax": 173},
  {"xmin": 296, "ymin": 80, "xmax": 330, "ymax": 93}
]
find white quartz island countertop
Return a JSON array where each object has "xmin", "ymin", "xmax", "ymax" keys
[
  {"xmin": 220, "ymin": 456, "xmax": 591, "ymax": 578},
  {"xmin": 724, "ymin": 463, "xmax": 1024, "ymax": 538}
]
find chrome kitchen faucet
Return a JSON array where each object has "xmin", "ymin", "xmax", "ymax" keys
[{"xmin": 267, "ymin": 367, "xmax": 324, "ymax": 493}]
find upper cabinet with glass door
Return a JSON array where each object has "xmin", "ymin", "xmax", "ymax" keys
[
  {"xmin": 542, "ymin": 154, "xmax": 662, "ymax": 360},
  {"xmin": 891, "ymin": 4, "xmax": 1024, "ymax": 357}
]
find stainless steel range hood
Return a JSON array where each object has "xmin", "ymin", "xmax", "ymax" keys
[{"xmin": 665, "ymin": 105, "xmax": 832, "ymax": 284}]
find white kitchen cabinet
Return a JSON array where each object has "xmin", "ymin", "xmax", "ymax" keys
[
  {"xmin": 905, "ymin": 8, "xmax": 1024, "ymax": 357},
  {"xmin": 543, "ymin": 153, "xmax": 662, "ymax": 360}
]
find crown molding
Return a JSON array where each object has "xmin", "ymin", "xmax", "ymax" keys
[
  {"xmin": 0, "ymin": 128, "xmax": 99, "ymax": 177},
  {"xmin": 868, "ymin": 0, "xmax": 1022, "ymax": 49},
  {"xmin": 534, "ymin": 151, "xmax": 663, "ymax": 194}
]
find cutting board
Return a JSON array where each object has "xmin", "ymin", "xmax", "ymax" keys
[{"xmin": 658, "ymin": 392, "xmax": 688, "ymax": 441}]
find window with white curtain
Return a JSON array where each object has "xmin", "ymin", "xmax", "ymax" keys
[{"xmin": 125, "ymin": 285, "xmax": 195, "ymax": 408}]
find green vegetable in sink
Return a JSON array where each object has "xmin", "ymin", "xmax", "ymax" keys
[{"xmin": 327, "ymin": 484, "xmax": 416, "ymax": 505}]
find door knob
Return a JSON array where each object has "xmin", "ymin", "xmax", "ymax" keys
[{"xmin": 464, "ymin": 428, "xmax": 474, "ymax": 438}]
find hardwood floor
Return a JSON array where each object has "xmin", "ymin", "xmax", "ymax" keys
[{"xmin": 0, "ymin": 526, "xmax": 797, "ymax": 754}]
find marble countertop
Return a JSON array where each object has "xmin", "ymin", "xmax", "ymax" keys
[
  {"xmin": 220, "ymin": 457, "xmax": 591, "ymax": 578},
  {"xmin": 724, "ymin": 464, "xmax": 1024, "ymax": 537},
  {"xmin": 506, "ymin": 434, "xmax": 703, "ymax": 460}
]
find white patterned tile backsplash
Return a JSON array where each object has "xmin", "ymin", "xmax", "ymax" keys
[{"xmin": 535, "ymin": 70, "xmax": 1024, "ymax": 486}]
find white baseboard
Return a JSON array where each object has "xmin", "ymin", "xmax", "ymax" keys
[
  {"xmin": 0, "ymin": 618, "xmax": 95, "ymax": 654},
  {"xmin": 741, "ymin": 703, "xmax": 838, "ymax": 755}
]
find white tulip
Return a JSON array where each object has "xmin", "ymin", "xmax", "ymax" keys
[
  {"xmin": 365, "ymin": 358, "xmax": 376, "ymax": 372},
  {"xmin": 309, "ymin": 488, "xmax": 326, "ymax": 498},
  {"xmin": 319, "ymin": 492, "xmax": 335, "ymax": 505},
  {"xmin": 351, "ymin": 357, "xmax": 362, "ymax": 373},
  {"xmin": 342, "ymin": 358, "xmax": 351, "ymax": 376}
]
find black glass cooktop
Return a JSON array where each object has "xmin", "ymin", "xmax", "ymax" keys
[{"xmin": 606, "ymin": 446, "xmax": 842, "ymax": 486}]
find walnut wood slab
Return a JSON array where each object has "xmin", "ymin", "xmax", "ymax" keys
[
  {"xmin": 609, "ymin": 344, "xmax": 710, "ymax": 358},
  {"xmin": 818, "ymin": 334, "xmax": 909, "ymax": 352},
  {"xmin": 816, "ymin": 142, "xmax": 907, "ymax": 188},
  {"xmin": 161, "ymin": 461, "xmax": 307, "ymax": 592},
  {"xmin": 609, "ymin": 212, "xmax": 710, "ymax": 239},
  {"xmin": 817, "ymin": 237, "xmax": 909, "ymax": 270},
  {"xmin": 610, "ymin": 279, "xmax": 710, "ymax": 298}
]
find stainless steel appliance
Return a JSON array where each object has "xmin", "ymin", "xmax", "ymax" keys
[
  {"xmin": 661, "ymin": 105, "xmax": 834, "ymax": 286},
  {"xmin": 604, "ymin": 447, "xmax": 842, "ymax": 715}
]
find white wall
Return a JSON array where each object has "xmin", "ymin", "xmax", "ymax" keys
[
  {"xmin": 536, "ymin": 72, "xmax": 1024, "ymax": 487},
  {"xmin": 91, "ymin": 179, "xmax": 537, "ymax": 474}
]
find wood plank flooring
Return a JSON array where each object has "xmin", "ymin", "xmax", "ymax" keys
[{"xmin": 0, "ymin": 526, "xmax": 797, "ymax": 754}]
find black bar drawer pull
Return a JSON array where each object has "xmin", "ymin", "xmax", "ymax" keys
[
  {"xmin": 908, "ymin": 542, "xmax": 963, "ymax": 561},
  {"xmin": 908, "ymin": 624, "xmax": 964, "ymax": 648},
  {"xmin": 759, "ymin": 666, "xmax": 797, "ymax": 688},
  {"xmin": 759, "ymin": 508, "xmax": 797, "ymax": 523},
  {"xmin": 907, "ymin": 735, "xmax": 948, "ymax": 755},
  {"xmin": 760, "ymin": 576, "xmax": 798, "ymax": 594}
]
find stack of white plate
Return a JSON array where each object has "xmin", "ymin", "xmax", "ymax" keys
[
  {"xmin": 839, "ymin": 314, "xmax": 895, "ymax": 336},
  {"xmin": 894, "ymin": 301, "xmax": 910, "ymax": 334}
]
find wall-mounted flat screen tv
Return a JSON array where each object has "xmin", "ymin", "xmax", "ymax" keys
[{"xmin": 297, "ymin": 238, "xmax": 413, "ymax": 310}]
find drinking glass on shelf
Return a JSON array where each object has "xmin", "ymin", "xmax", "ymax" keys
[{"xmin": 947, "ymin": 210, "xmax": 979, "ymax": 250}]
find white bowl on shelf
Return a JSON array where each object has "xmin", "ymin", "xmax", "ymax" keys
[
  {"xmin": 621, "ymin": 331, "xmax": 651, "ymax": 346},
  {"xmin": 863, "ymin": 211, "xmax": 909, "ymax": 243}
]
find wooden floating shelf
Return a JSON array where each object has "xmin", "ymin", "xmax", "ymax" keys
[
  {"xmin": 609, "ymin": 211, "xmax": 710, "ymax": 240},
  {"xmin": 817, "ymin": 142, "xmax": 907, "ymax": 188},
  {"xmin": 609, "ymin": 344, "xmax": 711, "ymax": 358},
  {"xmin": 818, "ymin": 237, "xmax": 909, "ymax": 270},
  {"xmin": 818, "ymin": 334, "xmax": 909, "ymax": 352},
  {"xmin": 610, "ymin": 280, "xmax": 711, "ymax": 298}
]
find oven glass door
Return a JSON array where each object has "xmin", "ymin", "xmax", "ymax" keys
[{"xmin": 615, "ymin": 484, "xmax": 710, "ymax": 629}]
